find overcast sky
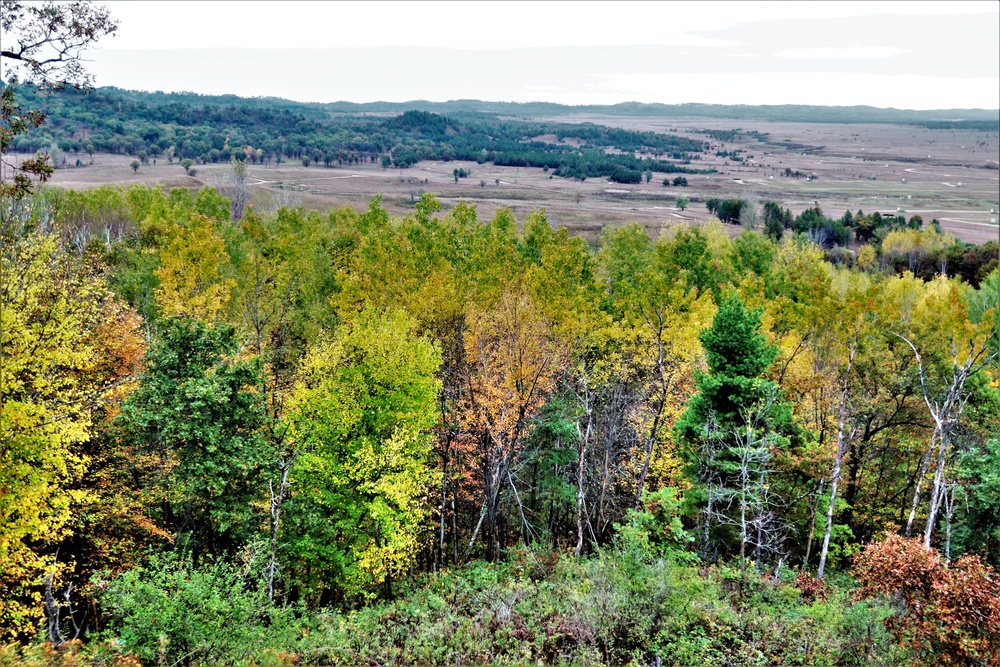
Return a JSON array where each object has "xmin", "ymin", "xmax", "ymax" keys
[{"xmin": 73, "ymin": 1, "xmax": 1000, "ymax": 109}]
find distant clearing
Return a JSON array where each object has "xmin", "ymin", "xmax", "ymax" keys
[{"xmin": 27, "ymin": 116, "xmax": 999, "ymax": 245}]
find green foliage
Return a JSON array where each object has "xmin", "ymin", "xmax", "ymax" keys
[
  {"xmin": 677, "ymin": 294, "xmax": 784, "ymax": 436},
  {"xmin": 93, "ymin": 552, "xmax": 304, "ymax": 665},
  {"xmin": 2, "ymin": 167, "xmax": 996, "ymax": 655},
  {"xmin": 115, "ymin": 318, "xmax": 272, "ymax": 556},
  {"xmin": 952, "ymin": 439, "xmax": 1000, "ymax": 565},
  {"xmin": 8, "ymin": 84, "xmax": 712, "ymax": 180},
  {"xmin": 304, "ymin": 548, "xmax": 908, "ymax": 667},
  {"xmin": 617, "ymin": 488, "xmax": 696, "ymax": 561},
  {"xmin": 284, "ymin": 309, "xmax": 442, "ymax": 601}
]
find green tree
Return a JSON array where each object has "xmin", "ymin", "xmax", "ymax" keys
[
  {"xmin": 677, "ymin": 295, "xmax": 782, "ymax": 435},
  {"xmin": 129, "ymin": 159, "xmax": 139, "ymax": 173},
  {"xmin": 283, "ymin": 309, "xmax": 442, "ymax": 601},
  {"xmin": 116, "ymin": 318, "xmax": 272, "ymax": 558},
  {"xmin": 676, "ymin": 196, "xmax": 689, "ymax": 211},
  {"xmin": 676, "ymin": 294, "xmax": 792, "ymax": 562},
  {"xmin": 762, "ymin": 201, "xmax": 790, "ymax": 241},
  {"xmin": 95, "ymin": 552, "xmax": 301, "ymax": 665}
]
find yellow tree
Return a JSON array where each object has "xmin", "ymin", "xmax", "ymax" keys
[
  {"xmin": 461, "ymin": 288, "xmax": 560, "ymax": 560},
  {"xmin": 598, "ymin": 223, "xmax": 715, "ymax": 511},
  {"xmin": 154, "ymin": 214, "xmax": 234, "ymax": 322},
  {"xmin": 0, "ymin": 232, "xmax": 123, "ymax": 637},
  {"xmin": 891, "ymin": 276, "xmax": 998, "ymax": 548}
]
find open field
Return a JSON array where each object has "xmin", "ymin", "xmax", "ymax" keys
[{"xmin": 25, "ymin": 116, "xmax": 999, "ymax": 245}]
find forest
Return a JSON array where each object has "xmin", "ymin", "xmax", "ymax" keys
[
  {"xmin": 3, "ymin": 84, "xmax": 711, "ymax": 180},
  {"xmin": 2, "ymin": 2, "xmax": 1000, "ymax": 665},
  {"xmin": 1, "ymin": 175, "xmax": 998, "ymax": 665}
]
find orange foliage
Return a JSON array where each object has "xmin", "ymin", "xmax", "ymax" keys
[{"xmin": 854, "ymin": 534, "xmax": 1000, "ymax": 666}]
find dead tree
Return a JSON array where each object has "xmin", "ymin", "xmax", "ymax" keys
[
  {"xmin": 729, "ymin": 402, "xmax": 782, "ymax": 575},
  {"xmin": 43, "ymin": 571, "xmax": 84, "ymax": 647},
  {"xmin": 267, "ymin": 444, "xmax": 298, "ymax": 602},
  {"xmin": 698, "ymin": 395, "xmax": 784, "ymax": 569},
  {"xmin": 897, "ymin": 333, "xmax": 996, "ymax": 549},
  {"xmin": 221, "ymin": 158, "xmax": 251, "ymax": 221},
  {"xmin": 574, "ymin": 378, "xmax": 593, "ymax": 557},
  {"xmin": 817, "ymin": 341, "xmax": 857, "ymax": 580}
]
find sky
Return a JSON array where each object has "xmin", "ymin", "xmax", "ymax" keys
[{"xmin": 52, "ymin": 1, "xmax": 1000, "ymax": 109}]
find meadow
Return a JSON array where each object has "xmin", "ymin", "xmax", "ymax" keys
[{"xmin": 27, "ymin": 114, "xmax": 999, "ymax": 246}]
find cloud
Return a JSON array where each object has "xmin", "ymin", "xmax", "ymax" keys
[{"xmin": 774, "ymin": 45, "xmax": 908, "ymax": 60}]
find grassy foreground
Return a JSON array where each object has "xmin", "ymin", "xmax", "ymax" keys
[{"xmin": 2, "ymin": 544, "xmax": 909, "ymax": 667}]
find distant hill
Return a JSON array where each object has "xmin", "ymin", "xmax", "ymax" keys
[
  {"xmin": 318, "ymin": 99, "xmax": 1000, "ymax": 128},
  {"xmin": 38, "ymin": 85, "xmax": 1000, "ymax": 128},
  {"xmin": 4, "ymin": 85, "xmax": 716, "ymax": 180}
]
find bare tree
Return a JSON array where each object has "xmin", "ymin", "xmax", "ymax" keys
[
  {"xmin": 223, "ymin": 158, "xmax": 252, "ymax": 221},
  {"xmin": 573, "ymin": 377, "xmax": 594, "ymax": 557},
  {"xmin": 267, "ymin": 442, "xmax": 297, "ymax": 602},
  {"xmin": 729, "ymin": 397, "xmax": 783, "ymax": 574},
  {"xmin": 817, "ymin": 340, "xmax": 857, "ymax": 580},
  {"xmin": 897, "ymin": 333, "xmax": 997, "ymax": 549},
  {"xmin": 698, "ymin": 391, "xmax": 785, "ymax": 570},
  {"xmin": 740, "ymin": 188, "xmax": 760, "ymax": 231}
]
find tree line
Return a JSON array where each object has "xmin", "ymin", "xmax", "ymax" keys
[
  {"xmin": 2, "ymin": 85, "xmax": 712, "ymax": 180},
  {"xmin": 702, "ymin": 198, "xmax": 997, "ymax": 286}
]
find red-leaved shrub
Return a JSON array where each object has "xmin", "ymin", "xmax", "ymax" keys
[{"xmin": 853, "ymin": 534, "xmax": 1000, "ymax": 666}]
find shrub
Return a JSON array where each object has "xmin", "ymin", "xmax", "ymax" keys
[
  {"xmin": 92, "ymin": 552, "xmax": 304, "ymax": 665},
  {"xmin": 854, "ymin": 534, "xmax": 1000, "ymax": 666}
]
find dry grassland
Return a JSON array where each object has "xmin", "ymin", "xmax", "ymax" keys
[{"xmin": 30, "ymin": 116, "xmax": 1000, "ymax": 245}]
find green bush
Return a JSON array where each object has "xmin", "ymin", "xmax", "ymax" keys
[
  {"xmin": 300, "ymin": 546, "xmax": 911, "ymax": 666},
  {"xmin": 93, "ymin": 552, "xmax": 304, "ymax": 665}
]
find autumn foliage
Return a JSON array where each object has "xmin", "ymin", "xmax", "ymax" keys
[{"xmin": 854, "ymin": 534, "xmax": 1000, "ymax": 666}]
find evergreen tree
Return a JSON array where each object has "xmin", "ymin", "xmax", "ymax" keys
[{"xmin": 676, "ymin": 295, "xmax": 793, "ymax": 564}]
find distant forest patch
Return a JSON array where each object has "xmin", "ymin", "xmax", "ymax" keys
[{"xmin": 4, "ymin": 85, "xmax": 715, "ymax": 181}]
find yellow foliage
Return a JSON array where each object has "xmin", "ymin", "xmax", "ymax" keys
[
  {"xmin": 856, "ymin": 244, "xmax": 877, "ymax": 271},
  {"xmin": 154, "ymin": 215, "xmax": 234, "ymax": 321},
  {"xmin": 881, "ymin": 227, "xmax": 955, "ymax": 259},
  {"xmin": 0, "ymin": 233, "xmax": 122, "ymax": 637}
]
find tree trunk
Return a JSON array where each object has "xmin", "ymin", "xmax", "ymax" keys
[
  {"xmin": 817, "ymin": 458, "xmax": 841, "ymax": 580},
  {"xmin": 268, "ymin": 450, "xmax": 297, "ymax": 602},
  {"xmin": 43, "ymin": 573, "xmax": 62, "ymax": 646},
  {"xmin": 575, "ymin": 406, "xmax": 592, "ymax": 557},
  {"xmin": 943, "ymin": 483, "xmax": 955, "ymax": 560},
  {"xmin": 803, "ymin": 479, "xmax": 824, "ymax": 567},
  {"xmin": 634, "ymin": 326, "xmax": 669, "ymax": 511},
  {"xmin": 438, "ymin": 449, "xmax": 449, "ymax": 569},
  {"xmin": 923, "ymin": 432, "xmax": 949, "ymax": 549},
  {"xmin": 905, "ymin": 431, "xmax": 937, "ymax": 537},
  {"xmin": 818, "ymin": 342, "xmax": 853, "ymax": 580}
]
